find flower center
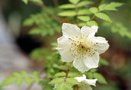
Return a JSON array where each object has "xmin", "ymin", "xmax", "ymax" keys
[
  {"xmin": 77, "ymin": 42, "xmax": 90, "ymax": 54},
  {"xmin": 70, "ymin": 36, "xmax": 95, "ymax": 59}
]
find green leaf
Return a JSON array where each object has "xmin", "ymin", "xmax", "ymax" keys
[
  {"xmin": 1, "ymin": 71, "xmax": 40, "ymax": 86},
  {"xmin": 69, "ymin": 0, "xmax": 80, "ymax": 4},
  {"xmin": 111, "ymin": 22, "xmax": 131, "ymax": 38},
  {"xmin": 59, "ymin": 1, "xmax": 90, "ymax": 9},
  {"xmin": 22, "ymin": 0, "xmax": 28, "ymax": 4},
  {"xmin": 90, "ymin": 69, "xmax": 97, "ymax": 73},
  {"xmin": 54, "ymin": 72, "xmax": 66, "ymax": 78},
  {"xmin": 49, "ymin": 78, "xmax": 64, "ymax": 85},
  {"xmin": 13, "ymin": 72, "xmax": 23, "ymax": 86},
  {"xmin": 59, "ymin": 4, "xmax": 75, "ymax": 9},
  {"xmin": 100, "ymin": 59, "xmax": 109, "ymax": 66},
  {"xmin": 32, "ymin": 71, "xmax": 40, "ymax": 82},
  {"xmin": 86, "ymin": 72, "xmax": 93, "ymax": 79},
  {"xmin": 93, "ymin": 73, "xmax": 107, "ymax": 84},
  {"xmin": 53, "ymin": 64, "xmax": 68, "ymax": 70},
  {"xmin": 58, "ymin": 11, "xmax": 76, "ymax": 16},
  {"xmin": 25, "ymin": 77, "xmax": 32, "ymax": 85},
  {"xmin": 66, "ymin": 78, "xmax": 78, "ymax": 86},
  {"xmin": 68, "ymin": 72, "xmax": 80, "ymax": 78},
  {"xmin": 54, "ymin": 83, "xmax": 72, "ymax": 90},
  {"xmin": 95, "ymin": 13, "xmax": 112, "ymax": 22},
  {"xmin": 78, "ymin": 22, "xmax": 86, "ymax": 26},
  {"xmin": 23, "ymin": 8, "xmax": 60, "ymax": 37},
  {"xmin": 50, "ymin": 77, "xmax": 78, "ymax": 90},
  {"xmin": 30, "ymin": 48, "xmax": 45, "ymax": 60},
  {"xmin": 22, "ymin": 0, "xmax": 43, "ymax": 5},
  {"xmin": 89, "ymin": 7, "xmax": 98, "ymax": 14},
  {"xmin": 78, "ymin": 16, "xmax": 90, "ymax": 21},
  {"xmin": 30, "ymin": 0, "xmax": 43, "ymax": 5},
  {"xmin": 86, "ymin": 21, "xmax": 98, "ymax": 26},
  {"xmin": 29, "ymin": 28, "xmax": 41, "ymax": 35},
  {"xmin": 77, "ymin": 1, "xmax": 92, "ymax": 7},
  {"xmin": 78, "ymin": 9, "xmax": 91, "ymax": 15},
  {"xmin": 23, "ymin": 18, "xmax": 34, "ymax": 26},
  {"xmin": 99, "ymin": 2, "xmax": 123, "ymax": 11}
]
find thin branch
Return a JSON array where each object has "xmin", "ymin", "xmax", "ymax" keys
[
  {"xmin": 40, "ymin": 1, "xmax": 62, "ymax": 24},
  {"xmin": 64, "ymin": 62, "xmax": 72, "ymax": 81},
  {"xmin": 75, "ymin": 3, "xmax": 79, "ymax": 25}
]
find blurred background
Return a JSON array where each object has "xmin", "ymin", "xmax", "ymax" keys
[{"xmin": 0, "ymin": 0, "xmax": 131, "ymax": 90}]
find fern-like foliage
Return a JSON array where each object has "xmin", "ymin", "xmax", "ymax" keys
[
  {"xmin": 23, "ymin": 8, "xmax": 60, "ymax": 36},
  {"xmin": 111, "ymin": 22, "xmax": 131, "ymax": 38},
  {"xmin": 0, "ymin": 71, "xmax": 40, "ymax": 86},
  {"xmin": 58, "ymin": 0, "xmax": 123, "ymax": 27}
]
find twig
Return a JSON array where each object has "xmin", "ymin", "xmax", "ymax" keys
[
  {"xmin": 64, "ymin": 62, "xmax": 72, "ymax": 81},
  {"xmin": 41, "ymin": 2, "xmax": 62, "ymax": 24},
  {"xmin": 75, "ymin": 3, "xmax": 79, "ymax": 25}
]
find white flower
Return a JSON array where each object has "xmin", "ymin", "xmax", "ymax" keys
[
  {"xmin": 75, "ymin": 74, "xmax": 97, "ymax": 90},
  {"xmin": 57, "ymin": 23, "xmax": 109, "ymax": 72}
]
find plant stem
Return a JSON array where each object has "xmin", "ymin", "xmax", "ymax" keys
[
  {"xmin": 73, "ymin": 85, "xmax": 79, "ymax": 90},
  {"xmin": 64, "ymin": 62, "xmax": 72, "ymax": 81},
  {"xmin": 75, "ymin": 3, "xmax": 79, "ymax": 25},
  {"xmin": 90, "ymin": 15, "xmax": 96, "ymax": 21},
  {"xmin": 41, "ymin": 1, "xmax": 62, "ymax": 24}
]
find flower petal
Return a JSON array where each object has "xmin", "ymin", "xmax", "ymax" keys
[
  {"xmin": 75, "ymin": 75, "xmax": 96, "ymax": 90},
  {"xmin": 75, "ymin": 74, "xmax": 86, "ymax": 82},
  {"xmin": 81, "ymin": 26, "xmax": 98, "ymax": 38},
  {"xmin": 84, "ymin": 79, "xmax": 97, "ymax": 86},
  {"xmin": 73, "ymin": 59, "xmax": 90, "ymax": 73},
  {"xmin": 83, "ymin": 52, "xmax": 99, "ymax": 69},
  {"xmin": 62, "ymin": 23, "xmax": 80, "ymax": 39},
  {"xmin": 95, "ymin": 43, "xmax": 109, "ymax": 54},
  {"xmin": 92, "ymin": 36, "xmax": 108, "ymax": 43},
  {"xmin": 57, "ymin": 36, "xmax": 73, "ymax": 62},
  {"xmin": 91, "ymin": 37, "xmax": 109, "ymax": 54}
]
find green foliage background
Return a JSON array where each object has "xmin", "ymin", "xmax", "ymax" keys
[{"xmin": 1, "ymin": 0, "xmax": 131, "ymax": 90}]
